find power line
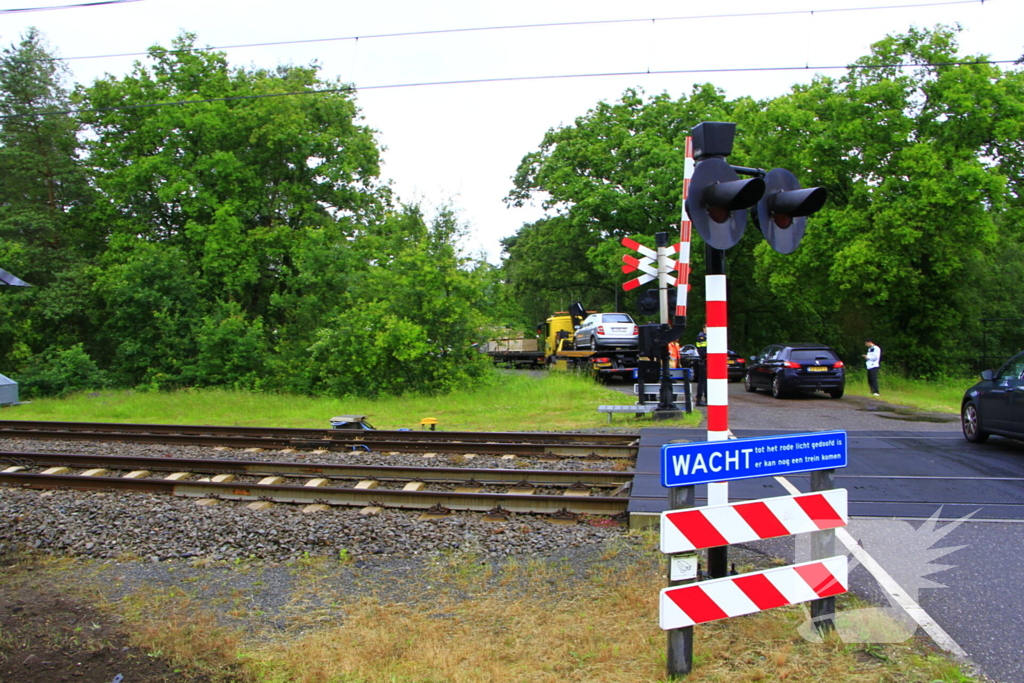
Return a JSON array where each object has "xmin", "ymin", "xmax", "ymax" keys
[
  {"xmin": 11, "ymin": 0, "xmax": 988, "ymax": 65},
  {"xmin": 1, "ymin": 0, "xmax": 142, "ymax": 15},
  {"xmin": 1, "ymin": 57, "xmax": 1015, "ymax": 121}
]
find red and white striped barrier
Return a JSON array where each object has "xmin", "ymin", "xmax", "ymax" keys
[
  {"xmin": 660, "ymin": 556, "xmax": 848, "ymax": 629},
  {"xmin": 675, "ymin": 136, "xmax": 694, "ymax": 319},
  {"xmin": 660, "ymin": 489, "xmax": 848, "ymax": 554}
]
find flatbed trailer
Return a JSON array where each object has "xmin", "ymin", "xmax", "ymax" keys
[
  {"xmin": 484, "ymin": 350, "xmax": 546, "ymax": 367},
  {"xmin": 550, "ymin": 348, "xmax": 640, "ymax": 381}
]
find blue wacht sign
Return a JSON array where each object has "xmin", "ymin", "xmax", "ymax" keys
[{"xmin": 661, "ymin": 431, "xmax": 848, "ymax": 488}]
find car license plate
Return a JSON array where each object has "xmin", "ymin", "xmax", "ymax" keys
[
  {"xmin": 727, "ymin": 360, "xmax": 735, "ymax": 365},
  {"xmin": 808, "ymin": 366, "xmax": 827, "ymax": 372}
]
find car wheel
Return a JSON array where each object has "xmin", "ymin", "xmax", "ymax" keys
[
  {"xmin": 961, "ymin": 401, "xmax": 989, "ymax": 443},
  {"xmin": 744, "ymin": 374, "xmax": 756, "ymax": 392},
  {"xmin": 771, "ymin": 374, "xmax": 785, "ymax": 399},
  {"xmin": 828, "ymin": 388, "xmax": 844, "ymax": 399},
  {"xmin": 590, "ymin": 335, "xmax": 599, "ymax": 350}
]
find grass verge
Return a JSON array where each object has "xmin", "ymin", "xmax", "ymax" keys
[
  {"xmin": 1, "ymin": 370, "xmax": 700, "ymax": 431},
  {"xmin": 3, "ymin": 536, "xmax": 982, "ymax": 683},
  {"xmin": 842, "ymin": 370, "xmax": 969, "ymax": 415}
]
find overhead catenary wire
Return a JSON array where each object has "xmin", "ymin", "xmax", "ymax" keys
[
  {"xmin": 8, "ymin": 0, "xmax": 990, "ymax": 65},
  {"xmin": 0, "ymin": 57, "xmax": 1016, "ymax": 121},
  {"xmin": 0, "ymin": 0, "xmax": 142, "ymax": 15}
]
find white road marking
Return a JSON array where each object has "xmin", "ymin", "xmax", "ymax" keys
[{"xmin": 775, "ymin": 475, "xmax": 969, "ymax": 658}]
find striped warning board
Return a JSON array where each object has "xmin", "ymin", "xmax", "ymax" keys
[
  {"xmin": 660, "ymin": 489, "xmax": 848, "ymax": 554},
  {"xmin": 659, "ymin": 556, "xmax": 848, "ymax": 629}
]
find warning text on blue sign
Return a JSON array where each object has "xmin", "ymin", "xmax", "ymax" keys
[{"xmin": 661, "ymin": 431, "xmax": 847, "ymax": 488}]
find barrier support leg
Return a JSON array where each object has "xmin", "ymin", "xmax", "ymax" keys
[
  {"xmin": 666, "ymin": 485, "xmax": 696, "ymax": 677},
  {"xmin": 810, "ymin": 468, "xmax": 837, "ymax": 635}
]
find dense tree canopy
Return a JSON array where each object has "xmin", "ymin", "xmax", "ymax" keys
[
  {"xmin": 502, "ymin": 26, "xmax": 1024, "ymax": 376},
  {"xmin": 0, "ymin": 31, "xmax": 493, "ymax": 397}
]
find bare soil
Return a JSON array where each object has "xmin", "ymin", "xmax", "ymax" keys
[{"xmin": 0, "ymin": 554, "xmax": 207, "ymax": 683}]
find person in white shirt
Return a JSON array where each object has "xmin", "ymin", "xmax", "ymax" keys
[{"xmin": 863, "ymin": 340, "xmax": 881, "ymax": 396}]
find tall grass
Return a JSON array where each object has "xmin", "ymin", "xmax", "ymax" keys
[
  {"xmin": 0, "ymin": 370, "xmax": 700, "ymax": 431},
  {"xmin": 96, "ymin": 538, "xmax": 981, "ymax": 683},
  {"xmin": 843, "ymin": 370, "xmax": 970, "ymax": 414}
]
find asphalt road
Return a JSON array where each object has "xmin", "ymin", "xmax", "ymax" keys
[{"xmin": 620, "ymin": 380, "xmax": 1024, "ymax": 683}]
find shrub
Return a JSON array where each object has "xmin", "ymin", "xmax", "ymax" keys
[{"xmin": 15, "ymin": 343, "xmax": 109, "ymax": 398}]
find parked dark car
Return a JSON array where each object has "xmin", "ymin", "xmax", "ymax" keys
[
  {"xmin": 677, "ymin": 344, "xmax": 745, "ymax": 381},
  {"xmin": 961, "ymin": 350, "xmax": 1024, "ymax": 443},
  {"xmin": 744, "ymin": 343, "xmax": 845, "ymax": 398}
]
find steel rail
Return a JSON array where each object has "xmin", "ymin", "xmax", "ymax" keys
[
  {"xmin": 0, "ymin": 422, "xmax": 636, "ymax": 458},
  {"xmin": 0, "ymin": 451, "xmax": 632, "ymax": 487},
  {"xmin": 0, "ymin": 472, "xmax": 629, "ymax": 516},
  {"xmin": 0, "ymin": 419, "xmax": 638, "ymax": 445}
]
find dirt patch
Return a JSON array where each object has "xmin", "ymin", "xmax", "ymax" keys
[{"xmin": 0, "ymin": 555, "xmax": 207, "ymax": 683}]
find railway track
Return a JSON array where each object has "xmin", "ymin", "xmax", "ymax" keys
[
  {"xmin": 0, "ymin": 451, "xmax": 633, "ymax": 518},
  {"xmin": 0, "ymin": 420, "xmax": 638, "ymax": 459}
]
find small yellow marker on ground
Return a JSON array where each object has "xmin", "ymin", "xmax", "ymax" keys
[{"xmin": 420, "ymin": 417, "xmax": 439, "ymax": 431}]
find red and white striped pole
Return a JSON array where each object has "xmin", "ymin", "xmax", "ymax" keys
[
  {"xmin": 675, "ymin": 137, "xmax": 694, "ymax": 321},
  {"xmin": 705, "ymin": 270, "xmax": 730, "ymax": 444},
  {"xmin": 705, "ymin": 245, "xmax": 731, "ymax": 569}
]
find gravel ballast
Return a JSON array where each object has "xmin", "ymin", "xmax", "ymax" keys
[{"xmin": 0, "ymin": 437, "xmax": 633, "ymax": 563}]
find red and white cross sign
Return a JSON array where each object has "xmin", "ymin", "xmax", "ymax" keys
[
  {"xmin": 621, "ymin": 237, "xmax": 679, "ymax": 291},
  {"xmin": 660, "ymin": 489, "xmax": 848, "ymax": 554},
  {"xmin": 659, "ymin": 556, "xmax": 848, "ymax": 629}
]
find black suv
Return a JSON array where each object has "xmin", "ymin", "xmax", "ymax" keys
[
  {"xmin": 744, "ymin": 343, "xmax": 845, "ymax": 399},
  {"xmin": 961, "ymin": 349, "xmax": 1024, "ymax": 443}
]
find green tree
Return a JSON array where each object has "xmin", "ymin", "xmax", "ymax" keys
[
  {"xmin": 744, "ymin": 25, "xmax": 1024, "ymax": 374},
  {"xmin": 72, "ymin": 33, "xmax": 389, "ymax": 387},
  {"xmin": 0, "ymin": 28, "xmax": 97, "ymax": 376}
]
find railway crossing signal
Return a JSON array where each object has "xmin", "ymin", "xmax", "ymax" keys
[
  {"xmin": 685, "ymin": 156, "xmax": 765, "ymax": 250},
  {"xmin": 685, "ymin": 122, "xmax": 828, "ymax": 252},
  {"xmin": 757, "ymin": 168, "xmax": 829, "ymax": 254},
  {"xmin": 637, "ymin": 288, "xmax": 677, "ymax": 317}
]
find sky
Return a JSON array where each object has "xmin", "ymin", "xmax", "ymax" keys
[{"xmin": 0, "ymin": 0, "xmax": 1019, "ymax": 263}]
